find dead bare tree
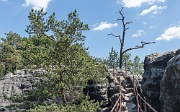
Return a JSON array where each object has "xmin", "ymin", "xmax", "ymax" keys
[{"xmin": 108, "ymin": 7, "xmax": 155, "ymax": 69}]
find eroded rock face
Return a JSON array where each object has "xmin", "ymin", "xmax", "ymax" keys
[
  {"xmin": 141, "ymin": 51, "xmax": 176, "ymax": 111},
  {"xmin": 83, "ymin": 79, "xmax": 109, "ymax": 107},
  {"xmin": 0, "ymin": 69, "xmax": 44, "ymax": 111},
  {"xmin": 84, "ymin": 69, "xmax": 125, "ymax": 111},
  {"xmin": 160, "ymin": 50, "xmax": 180, "ymax": 112}
]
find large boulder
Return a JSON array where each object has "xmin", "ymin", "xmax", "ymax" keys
[
  {"xmin": 141, "ymin": 51, "xmax": 176, "ymax": 111},
  {"xmin": 160, "ymin": 49, "xmax": 180, "ymax": 112}
]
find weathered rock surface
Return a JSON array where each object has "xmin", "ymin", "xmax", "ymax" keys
[
  {"xmin": 0, "ymin": 69, "xmax": 45, "ymax": 111},
  {"xmin": 160, "ymin": 49, "xmax": 180, "ymax": 112},
  {"xmin": 141, "ymin": 51, "xmax": 176, "ymax": 111},
  {"xmin": 84, "ymin": 69, "xmax": 133, "ymax": 111},
  {"xmin": 84, "ymin": 69, "xmax": 120, "ymax": 111},
  {"xmin": 0, "ymin": 67, "xmax": 140, "ymax": 112},
  {"xmin": 84, "ymin": 79, "xmax": 109, "ymax": 107}
]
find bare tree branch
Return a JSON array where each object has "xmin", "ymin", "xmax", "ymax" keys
[
  {"xmin": 120, "ymin": 7, "xmax": 124, "ymax": 12},
  {"xmin": 122, "ymin": 41, "xmax": 156, "ymax": 54},
  {"xmin": 108, "ymin": 7, "xmax": 154, "ymax": 69},
  {"xmin": 117, "ymin": 19, "xmax": 122, "ymax": 21},
  {"xmin": 117, "ymin": 7, "xmax": 125, "ymax": 22},
  {"xmin": 125, "ymin": 21, "xmax": 133, "ymax": 25},
  {"xmin": 42, "ymin": 32, "xmax": 62, "ymax": 46},
  {"xmin": 112, "ymin": 7, "xmax": 133, "ymax": 68},
  {"xmin": 42, "ymin": 33, "xmax": 56, "ymax": 43},
  {"xmin": 108, "ymin": 33, "xmax": 122, "ymax": 44},
  {"xmin": 107, "ymin": 33, "xmax": 120, "ymax": 38},
  {"xmin": 125, "ymin": 28, "xmax": 129, "ymax": 31},
  {"xmin": 118, "ymin": 7, "xmax": 124, "ymax": 16}
]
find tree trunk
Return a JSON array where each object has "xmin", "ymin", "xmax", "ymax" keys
[
  {"xmin": 119, "ymin": 49, "xmax": 123, "ymax": 69},
  {"xmin": 119, "ymin": 20, "xmax": 126, "ymax": 69},
  {"xmin": 4, "ymin": 62, "xmax": 8, "ymax": 75},
  {"xmin": 61, "ymin": 88, "xmax": 67, "ymax": 104},
  {"xmin": 60, "ymin": 70, "xmax": 67, "ymax": 104}
]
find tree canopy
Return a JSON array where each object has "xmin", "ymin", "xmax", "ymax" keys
[{"xmin": 0, "ymin": 9, "xmax": 108, "ymax": 111}]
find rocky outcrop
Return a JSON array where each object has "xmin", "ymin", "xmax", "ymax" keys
[
  {"xmin": 84, "ymin": 69, "xmax": 120, "ymax": 111},
  {"xmin": 0, "ymin": 69, "xmax": 45, "ymax": 111},
  {"xmin": 141, "ymin": 51, "xmax": 176, "ymax": 111},
  {"xmin": 84, "ymin": 69, "xmax": 138, "ymax": 112},
  {"xmin": 84, "ymin": 79, "xmax": 109, "ymax": 105},
  {"xmin": 160, "ymin": 49, "xmax": 180, "ymax": 112},
  {"xmin": 1, "ymin": 68, "xmax": 114, "ymax": 112},
  {"xmin": 0, "ymin": 67, "xmax": 139, "ymax": 112}
]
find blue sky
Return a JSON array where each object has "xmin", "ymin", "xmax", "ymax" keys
[{"xmin": 0, "ymin": 0, "xmax": 180, "ymax": 60}]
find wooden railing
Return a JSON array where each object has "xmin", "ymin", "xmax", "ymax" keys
[{"xmin": 110, "ymin": 69, "xmax": 158, "ymax": 112}]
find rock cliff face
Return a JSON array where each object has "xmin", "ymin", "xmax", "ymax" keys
[
  {"xmin": 84, "ymin": 69, "xmax": 138, "ymax": 112},
  {"xmin": 84, "ymin": 69, "xmax": 120, "ymax": 112},
  {"xmin": 160, "ymin": 49, "xmax": 180, "ymax": 112},
  {"xmin": 2, "ymin": 49, "xmax": 180, "ymax": 112},
  {"xmin": 0, "ymin": 69, "xmax": 44, "ymax": 111},
  {"xmin": 0, "ymin": 68, "xmax": 118, "ymax": 112},
  {"xmin": 141, "ymin": 51, "xmax": 176, "ymax": 111}
]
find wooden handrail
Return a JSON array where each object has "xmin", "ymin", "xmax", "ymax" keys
[{"xmin": 110, "ymin": 69, "xmax": 158, "ymax": 112}]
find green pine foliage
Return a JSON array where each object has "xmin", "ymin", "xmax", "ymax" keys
[
  {"xmin": 132, "ymin": 56, "xmax": 144, "ymax": 75},
  {"xmin": 0, "ymin": 9, "xmax": 108, "ymax": 111},
  {"xmin": 122, "ymin": 53, "xmax": 133, "ymax": 70},
  {"xmin": 105, "ymin": 48, "xmax": 143, "ymax": 75},
  {"xmin": 106, "ymin": 47, "xmax": 119, "ymax": 68},
  {"xmin": 0, "ymin": 32, "xmax": 23, "ymax": 75},
  {"xmin": 27, "ymin": 96, "xmax": 100, "ymax": 112}
]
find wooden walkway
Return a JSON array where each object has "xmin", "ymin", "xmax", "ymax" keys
[{"xmin": 108, "ymin": 69, "xmax": 158, "ymax": 112}]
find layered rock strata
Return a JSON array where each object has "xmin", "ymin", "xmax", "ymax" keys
[{"xmin": 0, "ymin": 69, "xmax": 45, "ymax": 111}]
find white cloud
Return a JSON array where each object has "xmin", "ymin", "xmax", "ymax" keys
[
  {"xmin": 140, "ymin": 5, "xmax": 166, "ymax": 16},
  {"xmin": 117, "ymin": 0, "xmax": 165, "ymax": 8},
  {"xmin": 22, "ymin": 0, "xmax": 52, "ymax": 11},
  {"xmin": 93, "ymin": 22, "xmax": 118, "ymax": 31},
  {"xmin": 156, "ymin": 26, "xmax": 180, "ymax": 41},
  {"xmin": 132, "ymin": 30, "xmax": 145, "ymax": 37}
]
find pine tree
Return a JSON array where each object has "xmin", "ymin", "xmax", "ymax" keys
[
  {"xmin": 132, "ymin": 56, "xmax": 144, "ymax": 75},
  {"xmin": 9, "ymin": 9, "xmax": 108, "ymax": 111},
  {"xmin": 122, "ymin": 53, "xmax": 133, "ymax": 70},
  {"xmin": 106, "ymin": 47, "xmax": 119, "ymax": 69},
  {"xmin": 0, "ymin": 32, "xmax": 23, "ymax": 75}
]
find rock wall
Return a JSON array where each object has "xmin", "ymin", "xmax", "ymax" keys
[
  {"xmin": 141, "ymin": 51, "xmax": 176, "ymax": 111},
  {"xmin": 160, "ymin": 49, "xmax": 180, "ymax": 112},
  {"xmin": 0, "ymin": 69, "xmax": 45, "ymax": 111},
  {"xmin": 4, "ymin": 50, "xmax": 180, "ymax": 112},
  {"xmin": 84, "ymin": 69, "xmax": 120, "ymax": 112},
  {"xmin": 84, "ymin": 69, "xmax": 137, "ymax": 112},
  {"xmin": 0, "ymin": 68, "xmax": 120, "ymax": 112},
  {"xmin": 83, "ymin": 78, "xmax": 109, "ymax": 112}
]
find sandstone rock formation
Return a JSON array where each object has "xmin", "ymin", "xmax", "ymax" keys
[
  {"xmin": 0, "ymin": 69, "xmax": 44, "ymax": 111},
  {"xmin": 84, "ymin": 69, "xmax": 138, "ymax": 112},
  {"xmin": 0, "ymin": 67, "xmax": 140, "ymax": 112},
  {"xmin": 160, "ymin": 49, "xmax": 180, "ymax": 112},
  {"xmin": 84, "ymin": 69, "xmax": 120, "ymax": 111},
  {"xmin": 141, "ymin": 51, "xmax": 176, "ymax": 111}
]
